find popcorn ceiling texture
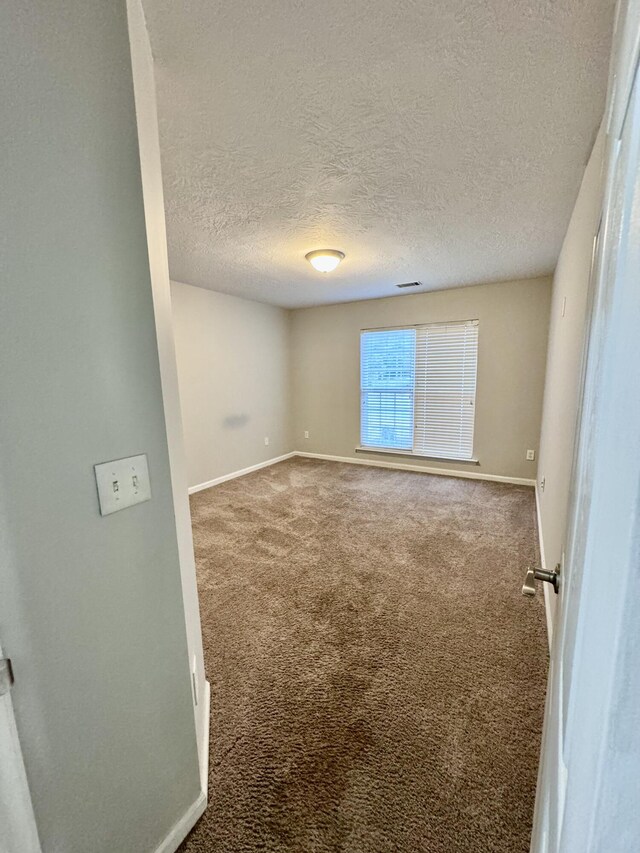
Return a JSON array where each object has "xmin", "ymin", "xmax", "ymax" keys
[{"xmin": 142, "ymin": 0, "xmax": 614, "ymax": 308}]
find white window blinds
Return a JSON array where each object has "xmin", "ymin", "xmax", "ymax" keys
[
  {"xmin": 413, "ymin": 321, "xmax": 478, "ymax": 459},
  {"xmin": 360, "ymin": 320, "xmax": 478, "ymax": 460}
]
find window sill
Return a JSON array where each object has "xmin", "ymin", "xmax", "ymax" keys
[{"xmin": 355, "ymin": 446, "xmax": 480, "ymax": 465}]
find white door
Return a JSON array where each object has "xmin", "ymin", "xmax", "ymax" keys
[
  {"xmin": 0, "ymin": 640, "xmax": 41, "ymax": 853},
  {"xmin": 530, "ymin": 2, "xmax": 640, "ymax": 850}
]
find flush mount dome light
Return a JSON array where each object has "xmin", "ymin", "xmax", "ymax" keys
[{"xmin": 305, "ymin": 249, "xmax": 345, "ymax": 273}]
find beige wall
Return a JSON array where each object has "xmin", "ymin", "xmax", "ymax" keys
[
  {"xmin": 290, "ymin": 278, "xmax": 552, "ymax": 482},
  {"xmin": 172, "ymin": 281, "xmax": 292, "ymax": 487},
  {"xmin": 537, "ymin": 130, "xmax": 605, "ymax": 628}
]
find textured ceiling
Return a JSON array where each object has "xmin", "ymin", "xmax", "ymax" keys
[{"xmin": 142, "ymin": 0, "xmax": 614, "ymax": 308}]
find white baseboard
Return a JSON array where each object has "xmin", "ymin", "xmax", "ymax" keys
[
  {"xmin": 295, "ymin": 451, "xmax": 536, "ymax": 487},
  {"xmin": 535, "ymin": 484, "xmax": 554, "ymax": 651},
  {"xmin": 189, "ymin": 450, "xmax": 535, "ymax": 495},
  {"xmin": 152, "ymin": 788, "xmax": 206, "ymax": 853},
  {"xmin": 188, "ymin": 452, "xmax": 296, "ymax": 494}
]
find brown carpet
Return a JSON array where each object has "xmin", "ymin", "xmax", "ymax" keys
[{"xmin": 179, "ymin": 457, "xmax": 547, "ymax": 853}]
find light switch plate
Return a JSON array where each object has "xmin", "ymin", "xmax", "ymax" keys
[{"xmin": 94, "ymin": 454, "xmax": 151, "ymax": 516}]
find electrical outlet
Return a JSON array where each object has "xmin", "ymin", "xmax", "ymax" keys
[
  {"xmin": 264, "ymin": 436, "xmax": 269, "ymax": 446},
  {"xmin": 304, "ymin": 430, "xmax": 309, "ymax": 439},
  {"xmin": 540, "ymin": 476, "xmax": 546, "ymax": 492},
  {"xmin": 526, "ymin": 449, "xmax": 536, "ymax": 461}
]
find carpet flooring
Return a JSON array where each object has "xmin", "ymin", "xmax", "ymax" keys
[{"xmin": 179, "ymin": 458, "xmax": 548, "ymax": 853}]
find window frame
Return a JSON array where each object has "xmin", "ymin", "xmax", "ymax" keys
[{"xmin": 358, "ymin": 320, "xmax": 479, "ymax": 464}]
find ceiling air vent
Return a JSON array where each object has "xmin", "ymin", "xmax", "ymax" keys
[{"xmin": 396, "ymin": 281, "xmax": 422, "ymax": 289}]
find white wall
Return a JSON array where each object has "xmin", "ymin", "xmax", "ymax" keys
[
  {"xmin": 171, "ymin": 282, "xmax": 292, "ymax": 488},
  {"xmin": 0, "ymin": 3, "xmax": 200, "ymax": 851},
  {"xmin": 127, "ymin": 0, "xmax": 208, "ymax": 792},
  {"xmin": 536, "ymin": 129, "xmax": 605, "ymax": 630},
  {"xmin": 290, "ymin": 277, "xmax": 551, "ymax": 482}
]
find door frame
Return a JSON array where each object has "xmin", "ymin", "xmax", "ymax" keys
[{"xmin": 126, "ymin": 0, "xmax": 210, "ymax": 799}]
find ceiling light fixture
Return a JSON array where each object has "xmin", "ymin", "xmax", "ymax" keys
[{"xmin": 305, "ymin": 249, "xmax": 345, "ymax": 273}]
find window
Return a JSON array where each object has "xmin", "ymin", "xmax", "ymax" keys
[{"xmin": 360, "ymin": 320, "xmax": 478, "ymax": 460}]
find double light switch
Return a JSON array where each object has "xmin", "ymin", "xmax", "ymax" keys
[{"xmin": 94, "ymin": 454, "xmax": 151, "ymax": 516}]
